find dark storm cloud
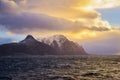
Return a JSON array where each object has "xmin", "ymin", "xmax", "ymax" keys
[
  {"xmin": 0, "ymin": 0, "xmax": 19, "ymax": 15},
  {"xmin": 0, "ymin": 0, "xmax": 71, "ymax": 32},
  {"xmin": 0, "ymin": 13, "xmax": 110, "ymax": 33},
  {"xmin": 0, "ymin": 13, "xmax": 75, "ymax": 33}
]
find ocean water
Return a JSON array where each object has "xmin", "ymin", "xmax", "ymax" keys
[{"xmin": 0, "ymin": 55, "xmax": 120, "ymax": 80}]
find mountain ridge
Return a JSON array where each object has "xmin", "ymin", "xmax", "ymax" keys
[
  {"xmin": 0, "ymin": 35, "xmax": 87, "ymax": 56},
  {"xmin": 40, "ymin": 35, "xmax": 87, "ymax": 55}
]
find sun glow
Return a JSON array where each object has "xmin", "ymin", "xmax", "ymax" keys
[
  {"xmin": 91, "ymin": 0, "xmax": 120, "ymax": 9},
  {"xmin": 65, "ymin": 30, "xmax": 97, "ymax": 40},
  {"xmin": 75, "ymin": 0, "xmax": 120, "ymax": 10},
  {"xmin": 82, "ymin": 6, "xmax": 94, "ymax": 10},
  {"xmin": 79, "ymin": 30, "xmax": 97, "ymax": 38}
]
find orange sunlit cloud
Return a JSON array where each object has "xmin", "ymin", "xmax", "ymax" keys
[{"xmin": 24, "ymin": 0, "xmax": 118, "ymax": 32}]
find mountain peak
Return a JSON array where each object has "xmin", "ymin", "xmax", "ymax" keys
[
  {"xmin": 40, "ymin": 35, "xmax": 69, "ymax": 46},
  {"xmin": 52, "ymin": 35, "xmax": 68, "ymax": 41},
  {"xmin": 40, "ymin": 34, "xmax": 87, "ymax": 55},
  {"xmin": 25, "ymin": 35, "xmax": 35, "ymax": 40},
  {"xmin": 20, "ymin": 35, "xmax": 37, "ymax": 44}
]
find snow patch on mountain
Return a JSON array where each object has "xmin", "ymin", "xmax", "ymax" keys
[{"xmin": 40, "ymin": 35, "xmax": 68, "ymax": 48}]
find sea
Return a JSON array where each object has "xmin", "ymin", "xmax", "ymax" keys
[{"xmin": 0, "ymin": 55, "xmax": 120, "ymax": 80}]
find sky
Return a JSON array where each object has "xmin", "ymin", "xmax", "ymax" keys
[{"xmin": 0, "ymin": 0, "xmax": 120, "ymax": 55}]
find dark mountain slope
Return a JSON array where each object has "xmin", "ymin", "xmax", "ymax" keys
[{"xmin": 0, "ymin": 35, "xmax": 56, "ymax": 56}]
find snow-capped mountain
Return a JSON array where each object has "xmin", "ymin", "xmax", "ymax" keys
[
  {"xmin": 40, "ymin": 35, "xmax": 68, "ymax": 48},
  {"xmin": 40, "ymin": 35, "xmax": 87, "ymax": 55},
  {"xmin": 0, "ymin": 35, "xmax": 87, "ymax": 56}
]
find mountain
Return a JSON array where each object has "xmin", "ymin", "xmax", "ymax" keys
[
  {"xmin": 40, "ymin": 35, "xmax": 87, "ymax": 55},
  {"xmin": 0, "ymin": 35, "xmax": 87, "ymax": 56},
  {"xmin": 20, "ymin": 35, "xmax": 37, "ymax": 44},
  {"xmin": 0, "ymin": 35, "xmax": 56, "ymax": 56}
]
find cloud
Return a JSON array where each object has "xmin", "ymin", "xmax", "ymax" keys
[
  {"xmin": 77, "ymin": 30, "xmax": 120, "ymax": 55},
  {"xmin": 0, "ymin": 0, "xmax": 118, "ymax": 34},
  {"xmin": 13, "ymin": 0, "xmax": 27, "ymax": 5},
  {"xmin": 0, "ymin": 37, "xmax": 13, "ymax": 44},
  {"xmin": 0, "ymin": 0, "xmax": 21, "ymax": 15},
  {"xmin": 0, "ymin": 0, "xmax": 112, "ymax": 34},
  {"xmin": 25, "ymin": 0, "xmax": 98, "ymax": 20},
  {"xmin": 91, "ymin": 0, "xmax": 120, "ymax": 9},
  {"xmin": 0, "ymin": 13, "xmax": 73, "ymax": 33},
  {"xmin": 25, "ymin": 0, "xmax": 120, "ymax": 19},
  {"xmin": 0, "ymin": 12, "xmax": 111, "ymax": 34}
]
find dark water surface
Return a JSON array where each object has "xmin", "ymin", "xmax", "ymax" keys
[{"xmin": 0, "ymin": 55, "xmax": 120, "ymax": 80}]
